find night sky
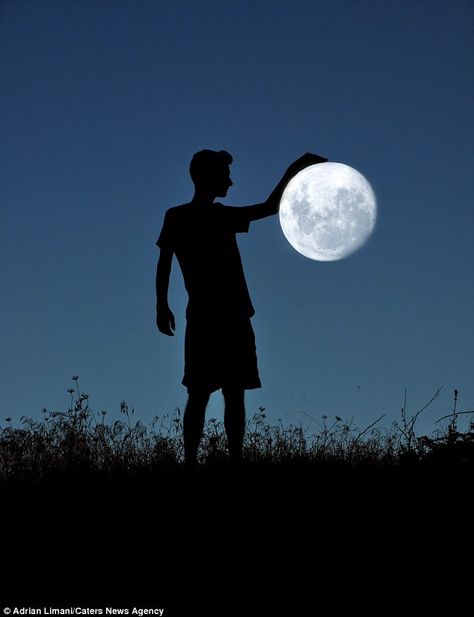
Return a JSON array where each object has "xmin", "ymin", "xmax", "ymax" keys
[{"xmin": 1, "ymin": 0, "xmax": 473, "ymax": 438}]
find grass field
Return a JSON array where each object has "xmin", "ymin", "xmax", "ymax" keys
[{"xmin": 2, "ymin": 379, "xmax": 472, "ymax": 613}]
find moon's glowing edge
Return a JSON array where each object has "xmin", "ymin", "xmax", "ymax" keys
[{"xmin": 279, "ymin": 162, "xmax": 377, "ymax": 262}]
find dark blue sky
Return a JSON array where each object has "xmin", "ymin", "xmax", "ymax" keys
[{"xmin": 1, "ymin": 0, "xmax": 473, "ymax": 436}]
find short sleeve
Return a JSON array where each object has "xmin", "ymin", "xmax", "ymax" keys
[
  {"xmin": 156, "ymin": 210, "xmax": 175, "ymax": 251},
  {"xmin": 223, "ymin": 206, "xmax": 251, "ymax": 234}
]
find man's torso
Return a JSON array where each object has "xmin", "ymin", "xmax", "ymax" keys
[{"xmin": 157, "ymin": 203, "xmax": 255, "ymax": 318}]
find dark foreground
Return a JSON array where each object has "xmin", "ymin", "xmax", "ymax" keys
[{"xmin": 2, "ymin": 458, "xmax": 472, "ymax": 615}]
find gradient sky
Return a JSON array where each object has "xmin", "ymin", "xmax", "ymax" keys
[{"xmin": 1, "ymin": 0, "xmax": 473, "ymax": 438}]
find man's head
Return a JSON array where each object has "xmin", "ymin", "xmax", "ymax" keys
[{"xmin": 190, "ymin": 149, "xmax": 233, "ymax": 198}]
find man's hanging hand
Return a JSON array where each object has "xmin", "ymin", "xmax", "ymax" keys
[{"xmin": 156, "ymin": 305, "xmax": 176, "ymax": 336}]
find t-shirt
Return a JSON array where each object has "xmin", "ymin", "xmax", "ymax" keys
[{"xmin": 157, "ymin": 202, "xmax": 255, "ymax": 318}]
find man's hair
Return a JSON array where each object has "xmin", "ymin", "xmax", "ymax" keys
[{"xmin": 189, "ymin": 149, "xmax": 233, "ymax": 187}]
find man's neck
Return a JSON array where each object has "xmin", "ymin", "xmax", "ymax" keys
[{"xmin": 191, "ymin": 190, "xmax": 217, "ymax": 206}]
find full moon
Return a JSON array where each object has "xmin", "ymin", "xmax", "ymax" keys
[{"xmin": 279, "ymin": 162, "xmax": 377, "ymax": 261}]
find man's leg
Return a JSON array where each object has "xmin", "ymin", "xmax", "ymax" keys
[
  {"xmin": 223, "ymin": 387, "xmax": 246, "ymax": 462},
  {"xmin": 183, "ymin": 389, "xmax": 210, "ymax": 465}
]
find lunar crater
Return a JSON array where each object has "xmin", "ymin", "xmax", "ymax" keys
[{"xmin": 279, "ymin": 162, "xmax": 377, "ymax": 261}]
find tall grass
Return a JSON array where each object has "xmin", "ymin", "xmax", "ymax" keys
[{"xmin": 1, "ymin": 378, "xmax": 472, "ymax": 483}]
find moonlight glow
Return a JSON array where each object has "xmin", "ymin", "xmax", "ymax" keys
[{"xmin": 279, "ymin": 162, "xmax": 377, "ymax": 261}]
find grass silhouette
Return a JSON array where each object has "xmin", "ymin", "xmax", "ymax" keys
[
  {"xmin": 2, "ymin": 378, "xmax": 472, "ymax": 611},
  {"xmin": 1, "ymin": 377, "xmax": 472, "ymax": 482}
]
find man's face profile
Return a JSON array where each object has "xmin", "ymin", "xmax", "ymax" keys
[
  {"xmin": 190, "ymin": 150, "xmax": 234, "ymax": 200},
  {"xmin": 212, "ymin": 164, "xmax": 233, "ymax": 197}
]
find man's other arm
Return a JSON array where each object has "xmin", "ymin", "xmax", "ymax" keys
[
  {"xmin": 156, "ymin": 248, "xmax": 175, "ymax": 336},
  {"xmin": 241, "ymin": 153, "xmax": 328, "ymax": 222}
]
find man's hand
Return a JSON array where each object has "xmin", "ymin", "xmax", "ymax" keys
[
  {"xmin": 248, "ymin": 152, "xmax": 329, "ymax": 220},
  {"xmin": 156, "ymin": 306, "xmax": 175, "ymax": 336},
  {"xmin": 287, "ymin": 152, "xmax": 328, "ymax": 178}
]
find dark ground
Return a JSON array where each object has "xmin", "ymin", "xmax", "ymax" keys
[{"xmin": 2, "ymin": 459, "xmax": 471, "ymax": 615}]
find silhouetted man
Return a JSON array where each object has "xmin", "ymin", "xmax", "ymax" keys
[{"xmin": 156, "ymin": 150, "xmax": 327, "ymax": 466}]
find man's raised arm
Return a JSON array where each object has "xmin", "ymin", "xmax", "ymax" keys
[
  {"xmin": 156, "ymin": 248, "xmax": 175, "ymax": 336},
  {"xmin": 242, "ymin": 152, "xmax": 328, "ymax": 222}
]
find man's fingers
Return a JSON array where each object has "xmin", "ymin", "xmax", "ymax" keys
[
  {"xmin": 288, "ymin": 153, "xmax": 328, "ymax": 177},
  {"xmin": 157, "ymin": 309, "xmax": 175, "ymax": 336},
  {"xmin": 303, "ymin": 152, "xmax": 327, "ymax": 165},
  {"xmin": 157, "ymin": 319, "xmax": 174, "ymax": 336}
]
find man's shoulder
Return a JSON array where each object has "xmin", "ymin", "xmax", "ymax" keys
[
  {"xmin": 165, "ymin": 203, "xmax": 192, "ymax": 218},
  {"xmin": 157, "ymin": 204, "xmax": 192, "ymax": 248},
  {"xmin": 165, "ymin": 202, "xmax": 230, "ymax": 222},
  {"xmin": 166, "ymin": 202, "xmax": 226, "ymax": 212},
  {"xmin": 164, "ymin": 202, "xmax": 247, "ymax": 230}
]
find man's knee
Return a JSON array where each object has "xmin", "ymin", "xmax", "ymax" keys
[
  {"xmin": 222, "ymin": 387, "xmax": 245, "ymax": 405},
  {"xmin": 187, "ymin": 388, "xmax": 211, "ymax": 408}
]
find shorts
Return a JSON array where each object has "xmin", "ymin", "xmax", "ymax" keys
[{"xmin": 182, "ymin": 313, "xmax": 261, "ymax": 393}]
